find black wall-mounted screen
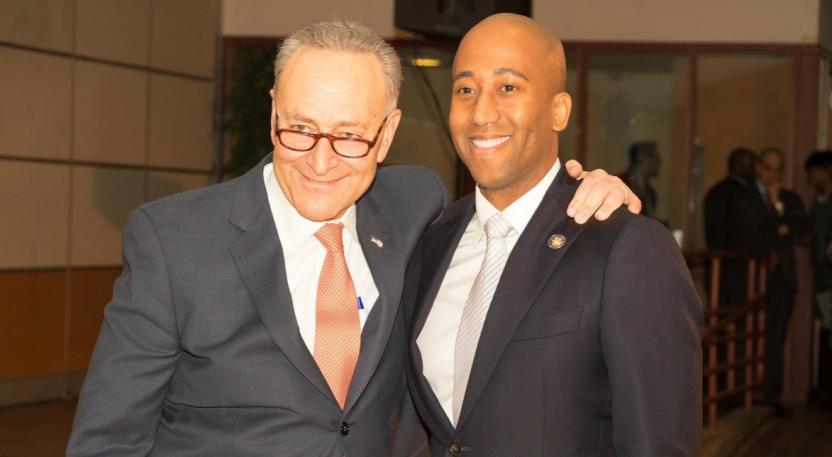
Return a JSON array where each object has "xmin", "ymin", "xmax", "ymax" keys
[{"xmin": 394, "ymin": 0, "xmax": 531, "ymax": 39}]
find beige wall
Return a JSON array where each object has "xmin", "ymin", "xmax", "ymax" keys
[
  {"xmin": 223, "ymin": 0, "xmax": 823, "ymax": 44},
  {"xmin": 0, "ymin": 0, "xmax": 217, "ymax": 406},
  {"xmin": 536, "ymin": 0, "xmax": 820, "ymax": 43},
  {"xmin": 222, "ymin": 0, "xmax": 394, "ymax": 36}
]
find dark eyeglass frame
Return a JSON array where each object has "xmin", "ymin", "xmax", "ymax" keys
[{"xmin": 274, "ymin": 115, "xmax": 389, "ymax": 159}]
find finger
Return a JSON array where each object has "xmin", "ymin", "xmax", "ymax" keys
[
  {"xmin": 575, "ymin": 182, "xmax": 620, "ymax": 224},
  {"xmin": 626, "ymin": 192, "xmax": 642, "ymax": 215},
  {"xmin": 567, "ymin": 168, "xmax": 612, "ymax": 218},
  {"xmin": 564, "ymin": 159, "xmax": 584, "ymax": 179},
  {"xmin": 567, "ymin": 171, "xmax": 596, "ymax": 219},
  {"xmin": 593, "ymin": 185, "xmax": 628, "ymax": 221}
]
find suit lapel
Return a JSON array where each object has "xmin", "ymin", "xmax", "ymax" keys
[
  {"xmin": 456, "ymin": 169, "xmax": 587, "ymax": 430},
  {"xmin": 412, "ymin": 194, "xmax": 476, "ymax": 341},
  {"xmin": 410, "ymin": 195, "xmax": 476, "ymax": 440},
  {"xmin": 343, "ymin": 194, "xmax": 401, "ymax": 412},
  {"xmin": 228, "ymin": 156, "xmax": 336, "ymax": 406}
]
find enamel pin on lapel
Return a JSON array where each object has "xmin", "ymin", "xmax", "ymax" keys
[
  {"xmin": 370, "ymin": 236, "xmax": 384, "ymax": 248},
  {"xmin": 547, "ymin": 234, "xmax": 566, "ymax": 250}
]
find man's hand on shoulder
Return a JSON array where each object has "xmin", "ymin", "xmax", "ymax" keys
[{"xmin": 565, "ymin": 159, "xmax": 642, "ymax": 224}]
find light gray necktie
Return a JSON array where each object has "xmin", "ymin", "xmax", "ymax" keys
[{"xmin": 452, "ymin": 212, "xmax": 514, "ymax": 425}]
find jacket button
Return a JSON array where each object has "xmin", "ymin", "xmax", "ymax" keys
[
  {"xmin": 449, "ymin": 442, "xmax": 463, "ymax": 456},
  {"xmin": 339, "ymin": 422, "xmax": 350, "ymax": 436}
]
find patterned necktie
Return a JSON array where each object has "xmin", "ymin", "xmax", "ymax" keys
[
  {"xmin": 313, "ymin": 223, "xmax": 361, "ymax": 409},
  {"xmin": 452, "ymin": 212, "xmax": 514, "ymax": 425}
]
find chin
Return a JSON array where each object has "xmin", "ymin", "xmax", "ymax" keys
[
  {"xmin": 469, "ymin": 169, "xmax": 509, "ymax": 191},
  {"xmin": 296, "ymin": 208, "xmax": 341, "ymax": 222}
]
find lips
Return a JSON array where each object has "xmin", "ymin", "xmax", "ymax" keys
[
  {"xmin": 300, "ymin": 172, "xmax": 345, "ymax": 188},
  {"xmin": 470, "ymin": 136, "xmax": 510, "ymax": 149}
]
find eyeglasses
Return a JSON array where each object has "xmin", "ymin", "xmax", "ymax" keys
[{"xmin": 274, "ymin": 115, "xmax": 388, "ymax": 159}]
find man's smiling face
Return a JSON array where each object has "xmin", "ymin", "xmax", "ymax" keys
[
  {"xmin": 270, "ymin": 46, "xmax": 400, "ymax": 221},
  {"xmin": 449, "ymin": 14, "xmax": 571, "ymax": 209}
]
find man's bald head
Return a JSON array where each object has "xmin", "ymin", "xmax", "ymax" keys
[
  {"xmin": 449, "ymin": 13, "xmax": 573, "ymax": 210},
  {"xmin": 457, "ymin": 13, "xmax": 566, "ymax": 93}
]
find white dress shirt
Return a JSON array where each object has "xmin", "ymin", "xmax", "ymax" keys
[
  {"xmin": 416, "ymin": 159, "xmax": 561, "ymax": 424},
  {"xmin": 263, "ymin": 163, "xmax": 379, "ymax": 354}
]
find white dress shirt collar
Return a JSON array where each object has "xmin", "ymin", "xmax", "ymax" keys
[
  {"xmin": 263, "ymin": 163, "xmax": 359, "ymax": 253},
  {"xmin": 472, "ymin": 158, "xmax": 561, "ymax": 244}
]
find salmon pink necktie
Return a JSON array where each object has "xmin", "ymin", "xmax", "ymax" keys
[{"xmin": 313, "ymin": 223, "xmax": 361, "ymax": 409}]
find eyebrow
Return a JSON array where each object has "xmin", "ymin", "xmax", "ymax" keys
[
  {"xmin": 451, "ymin": 68, "xmax": 530, "ymax": 82},
  {"xmin": 280, "ymin": 114, "xmax": 367, "ymax": 130},
  {"xmin": 452, "ymin": 70, "xmax": 473, "ymax": 82},
  {"xmin": 495, "ymin": 67, "xmax": 530, "ymax": 81}
]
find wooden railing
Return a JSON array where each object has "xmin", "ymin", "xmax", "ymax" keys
[{"xmin": 683, "ymin": 251, "xmax": 768, "ymax": 427}]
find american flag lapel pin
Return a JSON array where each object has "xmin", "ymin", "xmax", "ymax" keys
[{"xmin": 370, "ymin": 236, "xmax": 384, "ymax": 248}]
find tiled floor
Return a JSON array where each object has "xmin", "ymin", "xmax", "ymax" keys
[{"xmin": 0, "ymin": 399, "xmax": 75, "ymax": 457}]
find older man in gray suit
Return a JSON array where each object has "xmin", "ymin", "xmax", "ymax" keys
[{"xmin": 67, "ymin": 19, "xmax": 637, "ymax": 457}]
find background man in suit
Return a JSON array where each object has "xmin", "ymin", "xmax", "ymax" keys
[
  {"xmin": 408, "ymin": 14, "xmax": 702, "ymax": 456},
  {"xmin": 805, "ymin": 150, "xmax": 832, "ymax": 409},
  {"xmin": 68, "ymin": 19, "xmax": 638, "ymax": 456},
  {"xmin": 755, "ymin": 147, "xmax": 808, "ymax": 415},
  {"xmin": 704, "ymin": 147, "xmax": 759, "ymax": 308},
  {"xmin": 619, "ymin": 141, "xmax": 660, "ymax": 218}
]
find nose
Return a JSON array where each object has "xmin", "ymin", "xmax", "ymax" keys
[
  {"xmin": 306, "ymin": 137, "xmax": 341, "ymax": 176},
  {"xmin": 472, "ymin": 91, "xmax": 499, "ymax": 126}
]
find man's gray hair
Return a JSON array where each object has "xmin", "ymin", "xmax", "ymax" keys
[{"xmin": 274, "ymin": 19, "xmax": 402, "ymax": 111}]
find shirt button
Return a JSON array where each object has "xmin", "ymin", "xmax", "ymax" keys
[
  {"xmin": 339, "ymin": 422, "xmax": 350, "ymax": 436},
  {"xmin": 449, "ymin": 442, "xmax": 463, "ymax": 456}
]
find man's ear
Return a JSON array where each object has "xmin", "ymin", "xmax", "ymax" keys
[
  {"xmin": 375, "ymin": 108, "xmax": 402, "ymax": 164},
  {"xmin": 551, "ymin": 91, "xmax": 572, "ymax": 133},
  {"xmin": 269, "ymin": 89, "xmax": 278, "ymax": 147}
]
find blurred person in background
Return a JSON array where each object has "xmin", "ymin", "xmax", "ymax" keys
[
  {"xmin": 754, "ymin": 146, "xmax": 808, "ymax": 415},
  {"xmin": 704, "ymin": 147, "xmax": 759, "ymax": 308},
  {"xmin": 619, "ymin": 141, "xmax": 660, "ymax": 218},
  {"xmin": 805, "ymin": 150, "xmax": 832, "ymax": 409}
]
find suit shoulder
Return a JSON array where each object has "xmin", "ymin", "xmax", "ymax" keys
[
  {"xmin": 705, "ymin": 178, "xmax": 734, "ymax": 199},
  {"xmin": 138, "ymin": 176, "xmax": 237, "ymax": 226},
  {"xmin": 605, "ymin": 213, "xmax": 682, "ymax": 266},
  {"xmin": 583, "ymin": 206, "xmax": 641, "ymax": 235},
  {"xmin": 423, "ymin": 193, "xmax": 474, "ymax": 239},
  {"xmin": 374, "ymin": 165, "xmax": 445, "ymax": 196},
  {"xmin": 371, "ymin": 165, "xmax": 447, "ymax": 220},
  {"xmin": 578, "ymin": 209, "xmax": 677, "ymax": 256}
]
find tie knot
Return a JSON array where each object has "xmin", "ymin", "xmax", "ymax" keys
[
  {"xmin": 484, "ymin": 213, "xmax": 513, "ymax": 239},
  {"xmin": 314, "ymin": 223, "xmax": 344, "ymax": 252}
]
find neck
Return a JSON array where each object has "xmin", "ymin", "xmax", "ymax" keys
[{"xmin": 481, "ymin": 189, "xmax": 523, "ymax": 211}]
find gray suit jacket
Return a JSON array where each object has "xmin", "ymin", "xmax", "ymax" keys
[
  {"xmin": 68, "ymin": 156, "xmax": 445, "ymax": 457},
  {"xmin": 407, "ymin": 168, "xmax": 703, "ymax": 457}
]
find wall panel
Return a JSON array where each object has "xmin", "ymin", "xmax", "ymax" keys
[
  {"xmin": 68, "ymin": 268, "xmax": 121, "ymax": 372},
  {"xmin": 0, "ymin": 161, "xmax": 70, "ymax": 269},
  {"xmin": 0, "ymin": 48, "xmax": 72, "ymax": 160},
  {"xmin": 0, "ymin": 270, "xmax": 66, "ymax": 380},
  {"xmin": 70, "ymin": 166, "xmax": 146, "ymax": 266},
  {"xmin": 148, "ymin": 74, "xmax": 214, "ymax": 171},
  {"xmin": 151, "ymin": 0, "xmax": 217, "ymax": 77},
  {"xmin": 0, "ymin": 0, "xmax": 73, "ymax": 52},
  {"xmin": 75, "ymin": 0, "xmax": 150, "ymax": 65},
  {"xmin": 73, "ymin": 62, "xmax": 149, "ymax": 165}
]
